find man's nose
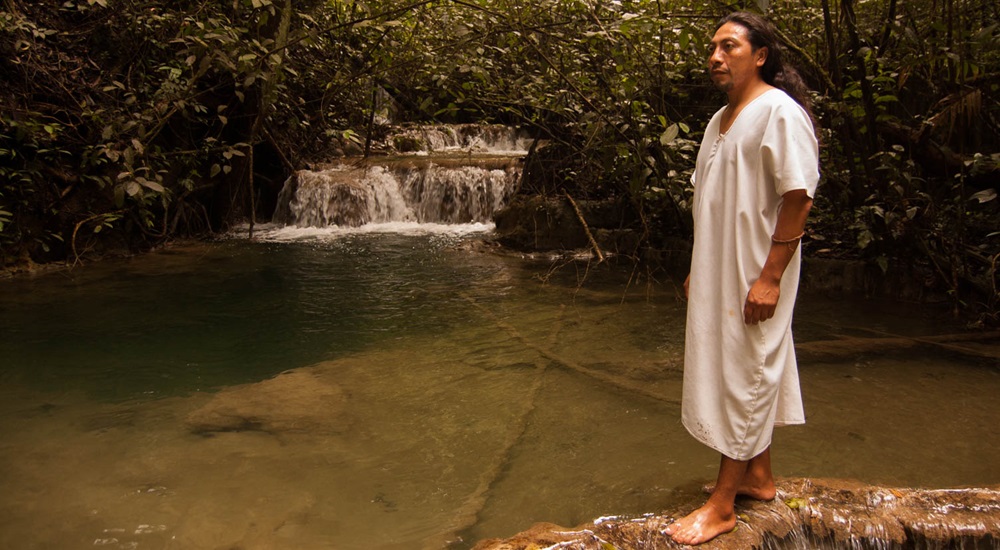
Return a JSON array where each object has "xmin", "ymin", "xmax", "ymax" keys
[{"xmin": 708, "ymin": 46, "xmax": 723, "ymax": 65}]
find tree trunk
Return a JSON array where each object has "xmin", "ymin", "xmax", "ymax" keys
[
  {"xmin": 244, "ymin": 0, "xmax": 294, "ymax": 236},
  {"xmin": 839, "ymin": 0, "xmax": 881, "ymax": 204}
]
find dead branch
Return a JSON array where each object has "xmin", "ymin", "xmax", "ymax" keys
[
  {"xmin": 564, "ymin": 191, "xmax": 605, "ymax": 262},
  {"xmin": 70, "ymin": 210, "xmax": 124, "ymax": 266}
]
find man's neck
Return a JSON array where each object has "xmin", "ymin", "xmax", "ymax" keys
[{"xmin": 727, "ymin": 78, "xmax": 772, "ymax": 108}]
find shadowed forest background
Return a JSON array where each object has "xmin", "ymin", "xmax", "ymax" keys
[{"xmin": 1, "ymin": 0, "xmax": 998, "ymax": 322}]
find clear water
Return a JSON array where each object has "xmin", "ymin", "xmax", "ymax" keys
[{"xmin": 1, "ymin": 228, "xmax": 997, "ymax": 550}]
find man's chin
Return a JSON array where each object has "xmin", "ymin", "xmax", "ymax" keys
[{"xmin": 713, "ymin": 81, "xmax": 734, "ymax": 93}]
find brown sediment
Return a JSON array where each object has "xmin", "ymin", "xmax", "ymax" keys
[{"xmin": 471, "ymin": 478, "xmax": 1000, "ymax": 549}]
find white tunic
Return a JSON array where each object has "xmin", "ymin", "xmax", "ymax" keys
[{"xmin": 682, "ymin": 88, "xmax": 819, "ymax": 461}]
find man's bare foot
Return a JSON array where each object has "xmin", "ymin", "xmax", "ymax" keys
[
  {"xmin": 701, "ymin": 481, "xmax": 776, "ymax": 501},
  {"xmin": 663, "ymin": 502, "xmax": 737, "ymax": 545}
]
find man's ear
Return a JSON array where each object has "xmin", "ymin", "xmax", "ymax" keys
[{"xmin": 756, "ymin": 46, "xmax": 769, "ymax": 67}]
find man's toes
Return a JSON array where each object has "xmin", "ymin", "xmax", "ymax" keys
[{"xmin": 671, "ymin": 529, "xmax": 698, "ymax": 546}]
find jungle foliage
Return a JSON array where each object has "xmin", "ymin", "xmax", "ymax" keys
[{"xmin": 1, "ymin": 0, "xmax": 998, "ymax": 320}]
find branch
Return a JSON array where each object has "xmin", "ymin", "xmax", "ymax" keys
[
  {"xmin": 70, "ymin": 210, "xmax": 124, "ymax": 267},
  {"xmin": 774, "ymin": 26, "xmax": 837, "ymax": 92},
  {"xmin": 564, "ymin": 191, "xmax": 605, "ymax": 262}
]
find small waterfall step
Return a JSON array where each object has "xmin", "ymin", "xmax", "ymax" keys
[
  {"xmin": 390, "ymin": 123, "xmax": 533, "ymax": 155},
  {"xmin": 273, "ymin": 124, "xmax": 530, "ymax": 228}
]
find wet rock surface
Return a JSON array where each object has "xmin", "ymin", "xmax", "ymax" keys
[{"xmin": 472, "ymin": 478, "xmax": 1000, "ymax": 549}]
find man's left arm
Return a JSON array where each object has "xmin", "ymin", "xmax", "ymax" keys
[{"xmin": 743, "ymin": 189, "xmax": 813, "ymax": 325}]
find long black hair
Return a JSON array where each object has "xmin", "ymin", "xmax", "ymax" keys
[{"xmin": 717, "ymin": 12, "xmax": 814, "ymax": 120}]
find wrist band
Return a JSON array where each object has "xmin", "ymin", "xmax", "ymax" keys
[
  {"xmin": 771, "ymin": 231, "xmax": 804, "ymax": 244},
  {"xmin": 771, "ymin": 232, "xmax": 805, "ymax": 249}
]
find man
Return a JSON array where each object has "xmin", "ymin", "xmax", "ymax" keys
[{"xmin": 664, "ymin": 12, "xmax": 820, "ymax": 546}]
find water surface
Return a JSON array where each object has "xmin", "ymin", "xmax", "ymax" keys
[{"xmin": 1, "ymin": 229, "xmax": 997, "ymax": 549}]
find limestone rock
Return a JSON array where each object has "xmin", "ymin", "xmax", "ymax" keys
[
  {"xmin": 472, "ymin": 478, "xmax": 1000, "ymax": 549},
  {"xmin": 186, "ymin": 369, "xmax": 347, "ymax": 436}
]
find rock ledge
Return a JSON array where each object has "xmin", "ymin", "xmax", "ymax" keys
[{"xmin": 473, "ymin": 478, "xmax": 1000, "ymax": 549}]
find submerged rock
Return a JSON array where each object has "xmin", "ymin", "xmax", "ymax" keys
[
  {"xmin": 185, "ymin": 369, "xmax": 347, "ymax": 436},
  {"xmin": 472, "ymin": 478, "xmax": 1000, "ymax": 549}
]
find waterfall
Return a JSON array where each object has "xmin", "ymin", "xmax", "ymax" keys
[
  {"xmin": 391, "ymin": 123, "xmax": 533, "ymax": 155},
  {"xmin": 272, "ymin": 160, "xmax": 521, "ymax": 227},
  {"xmin": 272, "ymin": 125, "xmax": 528, "ymax": 229}
]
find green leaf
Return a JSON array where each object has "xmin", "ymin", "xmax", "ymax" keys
[
  {"xmin": 660, "ymin": 123, "xmax": 679, "ymax": 145},
  {"xmin": 140, "ymin": 180, "xmax": 166, "ymax": 193},
  {"xmin": 857, "ymin": 229, "xmax": 873, "ymax": 249},
  {"xmin": 970, "ymin": 189, "xmax": 997, "ymax": 203},
  {"xmin": 785, "ymin": 497, "xmax": 807, "ymax": 509},
  {"xmin": 876, "ymin": 255, "xmax": 889, "ymax": 273}
]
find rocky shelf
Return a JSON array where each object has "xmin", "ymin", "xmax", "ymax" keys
[{"xmin": 472, "ymin": 478, "xmax": 1000, "ymax": 549}]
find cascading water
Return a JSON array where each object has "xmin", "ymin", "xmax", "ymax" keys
[{"xmin": 272, "ymin": 124, "xmax": 530, "ymax": 228}]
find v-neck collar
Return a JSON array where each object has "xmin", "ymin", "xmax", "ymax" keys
[{"xmin": 718, "ymin": 87, "xmax": 779, "ymax": 136}]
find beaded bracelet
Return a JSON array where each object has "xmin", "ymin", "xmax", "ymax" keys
[{"xmin": 771, "ymin": 231, "xmax": 805, "ymax": 250}]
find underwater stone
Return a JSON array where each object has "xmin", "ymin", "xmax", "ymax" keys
[{"xmin": 186, "ymin": 369, "xmax": 348, "ymax": 436}]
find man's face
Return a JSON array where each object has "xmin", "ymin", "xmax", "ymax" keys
[{"xmin": 707, "ymin": 22, "xmax": 767, "ymax": 94}]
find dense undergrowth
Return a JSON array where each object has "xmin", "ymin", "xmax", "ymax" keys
[{"xmin": 1, "ymin": 0, "xmax": 998, "ymax": 323}]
